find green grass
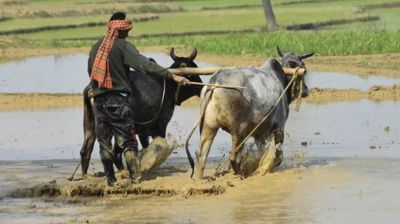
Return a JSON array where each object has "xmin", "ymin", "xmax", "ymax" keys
[
  {"xmin": 14, "ymin": 30, "xmax": 400, "ymax": 58},
  {"xmin": 175, "ymin": 0, "xmax": 259, "ymax": 10},
  {"xmin": 14, "ymin": 6, "xmax": 374, "ymax": 41},
  {"xmin": 1, "ymin": 0, "xmax": 400, "ymax": 58},
  {"xmin": 134, "ymin": 30, "xmax": 400, "ymax": 57}
]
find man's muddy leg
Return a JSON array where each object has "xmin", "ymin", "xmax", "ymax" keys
[
  {"xmin": 112, "ymin": 144, "xmax": 125, "ymax": 171},
  {"xmin": 96, "ymin": 108, "xmax": 117, "ymax": 186},
  {"xmin": 97, "ymin": 122, "xmax": 117, "ymax": 187},
  {"xmin": 115, "ymin": 128, "xmax": 142, "ymax": 184}
]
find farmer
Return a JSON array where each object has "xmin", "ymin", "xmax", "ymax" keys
[{"xmin": 88, "ymin": 12, "xmax": 189, "ymax": 186}]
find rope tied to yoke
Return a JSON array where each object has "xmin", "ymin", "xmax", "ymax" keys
[{"xmin": 290, "ymin": 67, "xmax": 304, "ymax": 112}]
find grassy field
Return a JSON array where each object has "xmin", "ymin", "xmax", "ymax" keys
[
  {"xmin": 0, "ymin": 0, "xmax": 400, "ymax": 58},
  {"xmin": 134, "ymin": 31, "xmax": 400, "ymax": 56}
]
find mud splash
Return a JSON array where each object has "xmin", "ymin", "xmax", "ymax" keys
[{"xmin": 10, "ymin": 169, "xmax": 228, "ymax": 198}]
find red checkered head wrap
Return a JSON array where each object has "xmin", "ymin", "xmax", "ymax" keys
[{"xmin": 90, "ymin": 18, "xmax": 132, "ymax": 89}]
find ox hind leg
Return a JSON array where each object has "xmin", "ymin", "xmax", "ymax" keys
[
  {"xmin": 80, "ymin": 86, "xmax": 96, "ymax": 177},
  {"xmin": 229, "ymin": 134, "xmax": 246, "ymax": 175},
  {"xmin": 195, "ymin": 126, "xmax": 218, "ymax": 180}
]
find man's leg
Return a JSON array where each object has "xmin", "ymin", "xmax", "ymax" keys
[
  {"xmin": 94, "ymin": 101, "xmax": 116, "ymax": 187},
  {"xmin": 105, "ymin": 95, "xmax": 142, "ymax": 183},
  {"xmin": 113, "ymin": 119, "xmax": 142, "ymax": 183}
]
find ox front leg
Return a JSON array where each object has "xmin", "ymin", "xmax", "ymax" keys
[
  {"xmin": 138, "ymin": 134, "xmax": 150, "ymax": 149},
  {"xmin": 195, "ymin": 127, "xmax": 217, "ymax": 180},
  {"xmin": 273, "ymin": 129, "xmax": 285, "ymax": 168},
  {"xmin": 229, "ymin": 135, "xmax": 245, "ymax": 175}
]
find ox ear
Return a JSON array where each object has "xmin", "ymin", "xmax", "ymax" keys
[
  {"xmin": 299, "ymin": 52, "xmax": 315, "ymax": 60},
  {"xmin": 277, "ymin": 46, "xmax": 285, "ymax": 57},
  {"xmin": 189, "ymin": 47, "xmax": 197, "ymax": 61},
  {"xmin": 170, "ymin": 47, "xmax": 177, "ymax": 61}
]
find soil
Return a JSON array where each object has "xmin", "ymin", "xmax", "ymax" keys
[
  {"xmin": 2, "ymin": 85, "xmax": 398, "ymax": 111},
  {"xmin": 0, "ymin": 93, "xmax": 82, "ymax": 111}
]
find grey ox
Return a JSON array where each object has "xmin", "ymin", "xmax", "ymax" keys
[{"xmin": 185, "ymin": 47, "xmax": 314, "ymax": 179}]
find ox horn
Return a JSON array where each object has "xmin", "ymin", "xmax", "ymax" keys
[
  {"xmin": 299, "ymin": 52, "xmax": 315, "ymax": 60},
  {"xmin": 276, "ymin": 46, "xmax": 285, "ymax": 57},
  {"xmin": 170, "ymin": 47, "xmax": 177, "ymax": 60},
  {"xmin": 189, "ymin": 47, "xmax": 198, "ymax": 61}
]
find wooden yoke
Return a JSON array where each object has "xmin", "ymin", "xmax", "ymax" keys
[{"xmin": 168, "ymin": 67, "xmax": 306, "ymax": 76}]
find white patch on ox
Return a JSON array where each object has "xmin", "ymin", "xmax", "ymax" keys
[{"xmin": 245, "ymin": 70, "xmax": 283, "ymax": 120}]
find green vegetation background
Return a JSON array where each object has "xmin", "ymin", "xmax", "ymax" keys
[{"xmin": 0, "ymin": 0, "xmax": 399, "ymax": 57}]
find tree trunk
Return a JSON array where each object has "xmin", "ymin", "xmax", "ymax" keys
[{"xmin": 262, "ymin": 0, "xmax": 278, "ymax": 30}]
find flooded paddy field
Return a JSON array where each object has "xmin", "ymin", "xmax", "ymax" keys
[
  {"xmin": 0, "ymin": 99, "xmax": 399, "ymax": 223},
  {"xmin": 0, "ymin": 54, "xmax": 400, "ymax": 223}
]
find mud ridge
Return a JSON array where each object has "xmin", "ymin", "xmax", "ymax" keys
[{"xmin": 9, "ymin": 178, "xmax": 227, "ymax": 199}]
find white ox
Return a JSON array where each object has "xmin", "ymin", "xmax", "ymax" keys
[{"xmin": 185, "ymin": 48, "xmax": 314, "ymax": 179}]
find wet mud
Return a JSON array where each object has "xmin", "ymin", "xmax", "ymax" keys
[
  {"xmin": 1, "ymin": 85, "xmax": 399, "ymax": 111},
  {"xmin": 3, "ymin": 158, "xmax": 399, "ymax": 224},
  {"xmin": 1, "ymin": 53, "xmax": 400, "ymax": 223}
]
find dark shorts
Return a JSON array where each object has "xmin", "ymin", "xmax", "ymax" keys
[{"xmin": 94, "ymin": 93, "xmax": 137, "ymax": 154}]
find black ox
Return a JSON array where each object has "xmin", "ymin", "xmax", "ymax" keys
[{"xmin": 80, "ymin": 48, "xmax": 202, "ymax": 176}]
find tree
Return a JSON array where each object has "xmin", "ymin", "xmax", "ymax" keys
[{"xmin": 262, "ymin": 0, "xmax": 278, "ymax": 30}]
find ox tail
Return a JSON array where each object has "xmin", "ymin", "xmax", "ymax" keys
[{"xmin": 185, "ymin": 86, "xmax": 215, "ymax": 178}]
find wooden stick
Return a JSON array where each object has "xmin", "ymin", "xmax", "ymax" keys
[
  {"xmin": 283, "ymin": 67, "xmax": 306, "ymax": 76},
  {"xmin": 189, "ymin": 81, "xmax": 246, "ymax": 90},
  {"xmin": 168, "ymin": 67, "xmax": 232, "ymax": 76},
  {"xmin": 168, "ymin": 67, "xmax": 306, "ymax": 76}
]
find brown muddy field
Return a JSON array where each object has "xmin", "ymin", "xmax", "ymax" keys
[
  {"xmin": 1, "ymin": 46, "xmax": 400, "ymax": 111},
  {"xmin": 1, "ymin": 84, "xmax": 400, "ymax": 111},
  {"xmin": 2, "ymin": 157, "xmax": 400, "ymax": 223},
  {"xmin": 1, "ymin": 49, "xmax": 400, "ymax": 223}
]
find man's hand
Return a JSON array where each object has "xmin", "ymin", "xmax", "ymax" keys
[{"xmin": 171, "ymin": 74, "xmax": 190, "ymax": 85}]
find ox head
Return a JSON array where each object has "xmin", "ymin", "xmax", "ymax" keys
[
  {"xmin": 169, "ymin": 47, "xmax": 203, "ymax": 105},
  {"xmin": 170, "ymin": 47, "xmax": 198, "ymax": 68},
  {"xmin": 277, "ymin": 46, "xmax": 314, "ymax": 98}
]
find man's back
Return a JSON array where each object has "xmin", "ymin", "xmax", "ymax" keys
[{"xmin": 88, "ymin": 38, "xmax": 131, "ymax": 97}]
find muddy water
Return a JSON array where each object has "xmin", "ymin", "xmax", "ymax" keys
[
  {"xmin": 1, "ymin": 100, "xmax": 397, "ymax": 161},
  {"xmin": 0, "ymin": 53, "xmax": 216, "ymax": 93},
  {"xmin": 1, "ymin": 54, "xmax": 400, "ymax": 93},
  {"xmin": 0, "ymin": 100, "xmax": 399, "ymax": 223},
  {"xmin": 1, "ymin": 54, "xmax": 400, "ymax": 223},
  {"xmin": 1, "ymin": 158, "xmax": 400, "ymax": 223},
  {"xmin": 306, "ymin": 71, "xmax": 400, "ymax": 91}
]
